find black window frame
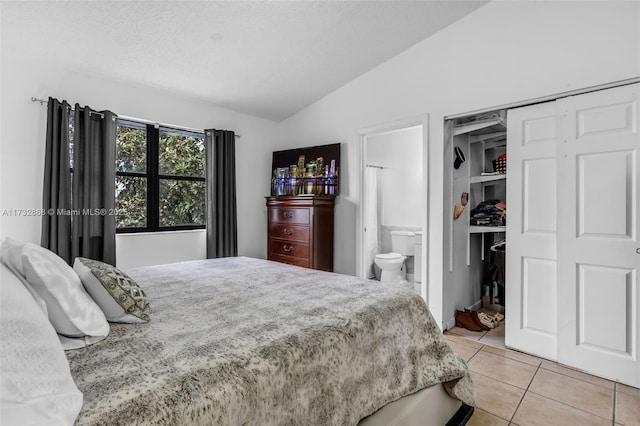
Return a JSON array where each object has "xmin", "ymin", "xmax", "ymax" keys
[{"xmin": 116, "ymin": 119, "xmax": 206, "ymax": 233}]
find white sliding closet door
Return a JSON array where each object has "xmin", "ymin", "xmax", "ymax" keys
[
  {"xmin": 506, "ymin": 83, "xmax": 640, "ymax": 386},
  {"xmin": 505, "ymin": 102, "xmax": 558, "ymax": 360},
  {"xmin": 557, "ymin": 83, "xmax": 640, "ymax": 387}
]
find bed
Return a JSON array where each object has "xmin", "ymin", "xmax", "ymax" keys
[
  {"xmin": 1, "ymin": 240, "xmax": 474, "ymax": 425},
  {"xmin": 64, "ymin": 257, "xmax": 474, "ymax": 425}
]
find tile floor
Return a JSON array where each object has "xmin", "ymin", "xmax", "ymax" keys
[{"xmin": 444, "ymin": 326, "xmax": 640, "ymax": 425}]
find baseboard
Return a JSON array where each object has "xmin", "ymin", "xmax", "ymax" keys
[
  {"xmin": 444, "ymin": 316, "xmax": 456, "ymax": 331},
  {"xmin": 467, "ymin": 299, "xmax": 482, "ymax": 312}
]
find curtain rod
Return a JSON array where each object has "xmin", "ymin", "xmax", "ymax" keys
[
  {"xmin": 365, "ymin": 164, "xmax": 384, "ymax": 169},
  {"xmin": 31, "ymin": 96, "xmax": 105, "ymax": 118},
  {"xmin": 32, "ymin": 96, "xmax": 241, "ymax": 138},
  {"xmin": 118, "ymin": 113, "xmax": 240, "ymax": 139}
]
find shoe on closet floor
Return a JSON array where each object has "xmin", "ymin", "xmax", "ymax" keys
[
  {"xmin": 476, "ymin": 312, "xmax": 496, "ymax": 329},
  {"xmin": 464, "ymin": 309, "xmax": 492, "ymax": 330},
  {"xmin": 455, "ymin": 310, "xmax": 484, "ymax": 332},
  {"xmin": 492, "ymin": 312, "xmax": 505, "ymax": 322},
  {"xmin": 481, "ymin": 311, "xmax": 504, "ymax": 325}
]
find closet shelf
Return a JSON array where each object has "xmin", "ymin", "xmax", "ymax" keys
[
  {"xmin": 470, "ymin": 174, "xmax": 506, "ymax": 184},
  {"xmin": 469, "ymin": 226, "xmax": 506, "ymax": 234},
  {"xmin": 453, "ymin": 117, "xmax": 506, "ymax": 136},
  {"xmin": 469, "ymin": 131, "xmax": 506, "ymax": 144}
]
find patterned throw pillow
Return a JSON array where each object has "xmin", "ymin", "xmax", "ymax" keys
[{"xmin": 74, "ymin": 257, "xmax": 150, "ymax": 323}]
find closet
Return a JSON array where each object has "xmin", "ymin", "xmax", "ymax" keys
[
  {"xmin": 443, "ymin": 109, "xmax": 508, "ymax": 332},
  {"xmin": 444, "ymin": 82, "xmax": 640, "ymax": 387}
]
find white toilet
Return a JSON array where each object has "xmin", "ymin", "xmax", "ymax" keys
[{"xmin": 374, "ymin": 231, "xmax": 415, "ymax": 284}]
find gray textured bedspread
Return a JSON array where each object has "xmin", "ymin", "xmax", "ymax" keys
[{"xmin": 67, "ymin": 257, "xmax": 474, "ymax": 425}]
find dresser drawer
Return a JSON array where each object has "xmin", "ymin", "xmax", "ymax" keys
[
  {"xmin": 269, "ymin": 254, "xmax": 310, "ymax": 268},
  {"xmin": 269, "ymin": 207, "xmax": 310, "ymax": 225},
  {"xmin": 269, "ymin": 224, "xmax": 310, "ymax": 242},
  {"xmin": 269, "ymin": 239, "xmax": 310, "ymax": 259}
]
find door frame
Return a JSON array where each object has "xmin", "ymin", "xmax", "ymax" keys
[{"xmin": 357, "ymin": 115, "xmax": 430, "ymax": 301}]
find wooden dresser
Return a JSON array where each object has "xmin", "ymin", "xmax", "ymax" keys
[{"xmin": 266, "ymin": 196, "xmax": 335, "ymax": 271}]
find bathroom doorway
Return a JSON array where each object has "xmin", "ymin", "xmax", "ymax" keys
[{"xmin": 359, "ymin": 117, "xmax": 428, "ymax": 299}]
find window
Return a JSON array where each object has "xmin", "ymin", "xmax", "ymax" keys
[{"xmin": 116, "ymin": 119, "xmax": 205, "ymax": 232}]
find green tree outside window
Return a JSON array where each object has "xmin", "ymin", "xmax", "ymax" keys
[{"xmin": 116, "ymin": 122, "xmax": 205, "ymax": 231}]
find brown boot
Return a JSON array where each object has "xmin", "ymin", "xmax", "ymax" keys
[
  {"xmin": 455, "ymin": 310, "xmax": 483, "ymax": 332},
  {"xmin": 470, "ymin": 311, "xmax": 491, "ymax": 331}
]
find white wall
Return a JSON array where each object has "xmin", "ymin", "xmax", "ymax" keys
[
  {"xmin": 115, "ymin": 230, "xmax": 206, "ymax": 270},
  {"xmin": 0, "ymin": 56, "xmax": 279, "ymax": 268},
  {"xmin": 366, "ymin": 126, "xmax": 423, "ymax": 228},
  {"xmin": 3, "ymin": 1, "xmax": 638, "ymax": 281},
  {"xmin": 276, "ymin": 1, "xmax": 640, "ymax": 323}
]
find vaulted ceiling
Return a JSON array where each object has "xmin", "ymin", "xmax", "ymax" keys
[{"xmin": 2, "ymin": 1, "xmax": 487, "ymax": 121}]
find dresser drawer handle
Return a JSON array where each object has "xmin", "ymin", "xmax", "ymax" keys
[
  {"xmin": 283, "ymin": 211, "xmax": 293, "ymax": 219},
  {"xmin": 283, "ymin": 245, "xmax": 293, "ymax": 253},
  {"xmin": 283, "ymin": 229, "xmax": 293, "ymax": 235}
]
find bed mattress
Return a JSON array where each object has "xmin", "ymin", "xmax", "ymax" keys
[{"xmin": 66, "ymin": 257, "xmax": 474, "ymax": 425}]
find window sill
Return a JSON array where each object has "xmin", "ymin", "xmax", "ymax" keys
[{"xmin": 115, "ymin": 229, "xmax": 206, "ymax": 237}]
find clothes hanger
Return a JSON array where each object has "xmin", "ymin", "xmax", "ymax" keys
[{"xmin": 490, "ymin": 239, "xmax": 506, "ymax": 252}]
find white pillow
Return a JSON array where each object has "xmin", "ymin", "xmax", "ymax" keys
[
  {"xmin": 0, "ymin": 262, "xmax": 83, "ymax": 425},
  {"xmin": 1, "ymin": 238, "xmax": 109, "ymax": 348},
  {"xmin": 1, "ymin": 237, "xmax": 25, "ymax": 275},
  {"xmin": 0, "ymin": 239, "xmax": 48, "ymax": 317},
  {"xmin": 74, "ymin": 257, "xmax": 150, "ymax": 324}
]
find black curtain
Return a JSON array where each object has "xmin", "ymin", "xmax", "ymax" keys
[
  {"xmin": 41, "ymin": 98, "xmax": 117, "ymax": 265},
  {"xmin": 71, "ymin": 105, "xmax": 117, "ymax": 265},
  {"xmin": 41, "ymin": 98, "xmax": 72, "ymax": 262},
  {"xmin": 205, "ymin": 129, "xmax": 237, "ymax": 258}
]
